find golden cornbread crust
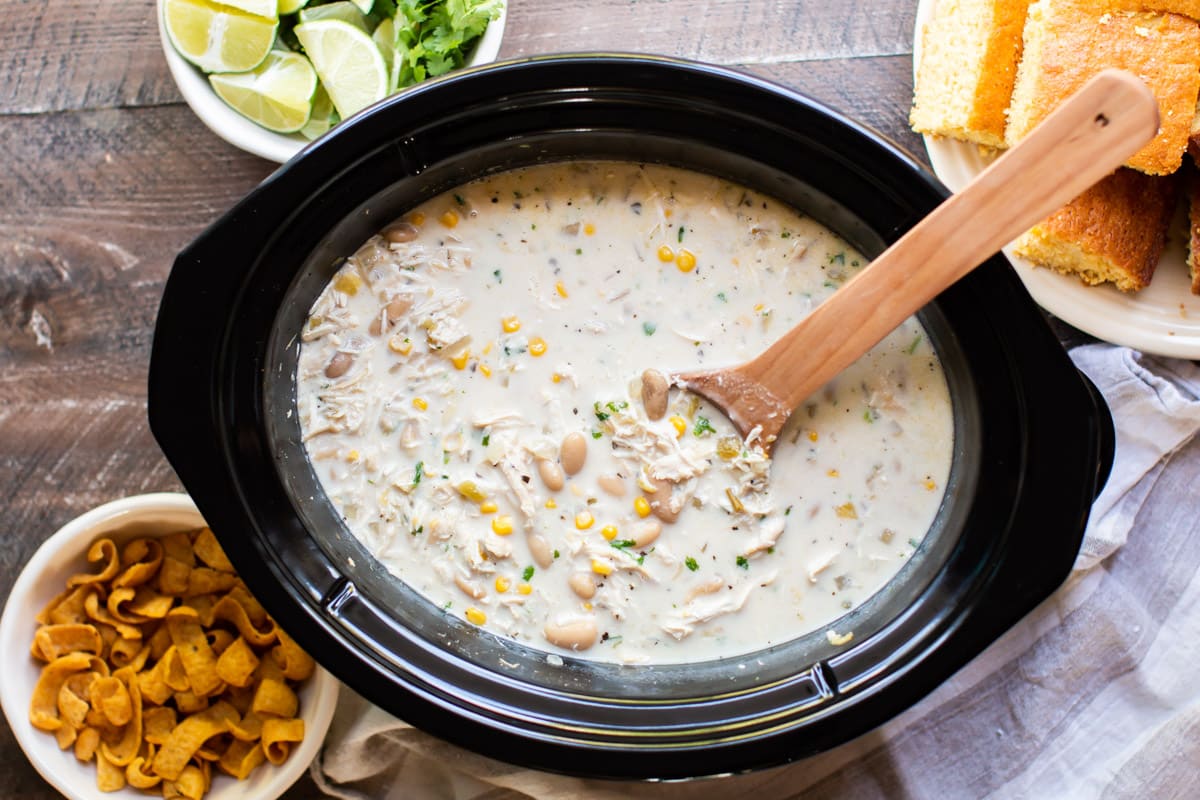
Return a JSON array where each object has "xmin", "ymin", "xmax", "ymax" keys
[
  {"xmin": 1013, "ymin": 168, "xmax": 1179, "ymax": 292},
  {"xmin": 911, "ymin": 0, "xmax": 1034, "ymax": 148},
  {"xmin": 1006, "ymin": 0, "xmax": 1200, "ymax": 176}
]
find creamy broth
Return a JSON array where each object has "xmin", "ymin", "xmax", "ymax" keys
[{"xmin": 296, "ymin": 162, "xmax": 953, "ymax": 664}]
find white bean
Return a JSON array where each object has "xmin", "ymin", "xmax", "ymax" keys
[
  {"xmin": 568, "ymin": 572, "xmax": 596, "ymax": 600},
  {"xmin": 543, "ymin": 617, "xmax": 598, "ymax": 651},
  {"xmin": 641, "ymin": 369, "xmax": 669, "ymax": 420},
  {"xmin": 631, "ymin": 520, "xmax": 662, "ymax": 548},
  {"xmin": 596, "ymin": 474, "xmax": 626, "ymax": 497},
  {"xmin": 647, "ymin": 476, "xmax": 681, "ymax": 523},
  {"xmin": 560, "ymin": 432, "xmax": 587, "ymax": 475},
  {"xmin": 537, "ymin": 458, "xmax": 565, "ymax": 491},
  {"xmin": 527, "ymin": 532, "xmax": 554, "ymax": 568}
]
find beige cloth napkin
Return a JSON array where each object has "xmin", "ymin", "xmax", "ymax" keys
[{"xmin": 311, "ymin": 345, "xmax": 1200, "ymax": 799}]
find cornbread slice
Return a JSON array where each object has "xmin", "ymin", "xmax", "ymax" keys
[
  {"xmin": 1103, "ymin": 0, "xmax": 1200, "ymax": 19},
  {"xmin": 1188, "ymin": 164, "xmax": 1200, "ymax": 294},
  {"xmin": 1006, "ymin": 0, "xmax": 1200, "ymax": 176},
  {"xmin": 1013, "ymin": 167, "xmax": 1179, "ymax": 292},
  {"xmin": 911, "ymin": 0, "xmax": 1035, "ymax": 148}
]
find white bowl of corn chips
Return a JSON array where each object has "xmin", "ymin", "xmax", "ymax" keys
[{"xmin": 0, "ymin": 493, "xmax": 339, "ymax": 800}]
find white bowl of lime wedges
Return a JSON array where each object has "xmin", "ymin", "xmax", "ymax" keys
[{"xmin": 158, "ymin": 0, "xmax": 506, "ymax": 163}]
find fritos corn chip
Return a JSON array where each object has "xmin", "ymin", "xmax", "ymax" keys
[{"xmin": 27, "ymin": 527, "xmax": 316, "ymax": 798}]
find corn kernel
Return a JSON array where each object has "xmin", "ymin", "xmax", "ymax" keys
[
  {"xmin": 479, "ymin": 500, "xmax": 498, "ymax": 514},
  {"xmin": 808, "ymin": 430, "xmax": 819, "ymax": 442},
  {"xmin": 410, "ymin": 211, "xmax": 426, "ymax": 226},
  {"xmin": 657, "ymin": 245, "xmax": 675, "ymax": 262},
  {"xmin": 575, "ymin": 511, "xmax": 595, "ymax": 530},
  {"xmin": 634, "ymin": 496, "xmax": 651, "ymax": 518},
  {"xmin": 492, "ymin": 515, "xmax": 514, "ymax": 535},
  {"xmin": 600, "ymin": 524, "xmax": 618, "ymax": 541},
  {"xmin": 544, "ymin": 498, "xmax": 557, "ymax": 509},
  {"xmin": 583, "ymin": 222, "xmax": 596, "ymax": 236},
  {"xmin": 494, "ymin": 576, "xmax": 511, "ymax": 593},
  {"xmin": 412, "ymin": 397, "xmax": 428, "ymax": 411},
  {"xmin": 451, "ymin": 349, "xmax": 471, "ymax": 370},
  {"xmin": 583, "ymin": 602, "xmax": 593, "ymax": 611},
  {"xmin": 389, "ymin": 336, "xmax": 413, "ymax": 355},
  {"xmin": 465, "ymin": 607, "xmax": 486, "ymax": 625},
  {"xmin": 591, "ymin": 559, "xmax": 613, "ymax": 576},
  {"xmin": 827, "ymin": 469, "xmax": 840, "ymax": 478},
  {"xmin": 346, "ymin": 449, "xmax": 360, "ymax": 463},
  {"xmin": 924, "ymin": 479, "xmax": 937, "ymax": 491},
  {"xmin": 528, "ymin": 336, "xmax": 547, "ymax": 357},
  {"xmin": 664, "ymin": 208, "xmax": 674, "ymax": 218},
  {"xmin": 754, "ymin": 303, "xmax": 765, "ymax": 313},
  {"xmin": 551, "ymin": 373, "xmax": 562, "ymax": 384},
  {"xmin": 440, "ymin": 209, "xmax": 459, "ymax": 228},
  {"xmin": 479, "ymin": 363, "xmax": 492, "ymax": 378},
  {"xmin": 482, "ymin": 341, "xmax": 494, "ymax": 355},
  {"xmin": 334, "ymin": 273, "xmax": 362, "ymax": 295},
  {"xmin": 457, "ymin": 481, "xmax": 487, "ymax": 502},
  {"xmin": 669, "ymin": 415, "xmax": 687, "ymax": 437},
  {"xmin": 676, "ymin": 248, "xmax": 697, "ymax": 272},
  {"xmin": 835, "ymin": 502, "xmax": 858, "ymax": 519},
  {"xmin": 501, "ymin": 316, "xmax": 521, "ymax": 333},
  {"xmin": 555, "ymin": 281, "xmax": 568, "ymax": 298},
  {"xmin": 517, "ymin": 582, "xmax": 533, "ymax": 595},
  {"xmin": 716, "ymin": 436, "xmax": 740, "ymax": 460}
]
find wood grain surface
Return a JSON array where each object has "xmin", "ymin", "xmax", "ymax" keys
[{"xmin": 1, "ymin": 0, "xmax": 1192, "ymax": 797}]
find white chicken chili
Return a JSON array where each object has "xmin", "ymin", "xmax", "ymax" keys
[{"xmin": 296, "ymin": 161, "xmax": 954, "ymax": 664}]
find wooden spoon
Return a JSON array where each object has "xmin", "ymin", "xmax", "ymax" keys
[{"xmin": 674, "ymin": 69, "xmax": 1160, "ymax": 454}]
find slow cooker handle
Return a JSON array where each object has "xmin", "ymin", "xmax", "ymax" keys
[{"xmin": 1078, "ymin": 369, "xmax": 1116, "ymax": 502}]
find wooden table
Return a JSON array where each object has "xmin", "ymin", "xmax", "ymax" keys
[{"xmin": 3, "ymin": 1, "xmax": 1198, "ymax": 796}]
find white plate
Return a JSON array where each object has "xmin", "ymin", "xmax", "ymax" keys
[
  {"xmin": 158, "ymin": 0, "xmax": 507, "ymax": 164},
  {"xmin": 913, "ymin": 0, "xmax": 1200, "ymax": 358}
]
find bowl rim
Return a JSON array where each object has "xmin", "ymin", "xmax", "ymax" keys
[
  {"xmin": 155, "ymin": 0, "xmax": 508, "ymax": 163},
  {"xmin": 0, "ymin": 492, "xmax": 340, "ymax": 800}
]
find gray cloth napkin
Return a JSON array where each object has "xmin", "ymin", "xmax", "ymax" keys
[{"xmin": 311, "ymin": 345, "xmax": 1200, "ymax": 800}]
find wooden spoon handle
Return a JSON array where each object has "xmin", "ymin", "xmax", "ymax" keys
[{"xmin": 741, "ymin": 69, "xmax": 1159, "ymax": 416}]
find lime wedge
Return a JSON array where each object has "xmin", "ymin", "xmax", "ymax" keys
[
  {"xmin": 277, "ymin": 0, "xmax": 309, "ymax": 13},
  {"xmin": 209, "ymin": 50, "xmax": 317, "ymax": 133},
  {"xmin": 300, "ymin": 84, "xmax": 339, "ymax": 140},
  {"xmin": 214, "ymin": 0, "xmax": 278, "ymax": 20},
  {"xmin": 351, "ymin": 0, "xmax": 374, "ymax": 13},
  {"xmin": 163, "ymin": 0, "xmax": 278, "ymax": 74},
  {"xmin": 297, "ymin": 1, "xmax": 370, "ymax": 33},
  {"xmin": 294, "ymin": 19, "xmax": 388, "ymax": 120},
  {"xmin": 372, "ymin": 17, "xmax": 395, "ymax": 77}
]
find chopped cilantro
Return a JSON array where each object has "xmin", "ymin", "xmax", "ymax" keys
[
  {"xmin": 575, "ymin": 248, "xmax": 583, "ymax": 255},
  {"xmin": 391, "ymin": 0, "xmax": 503, "ymax": 86},
  {"xmin": 591, "ymin": 430, "xmax": 603, "ymax": 439},
  {"xmin": 454, "ymin": 193, "xmax": 466, "ymax": 206},
  {"xmin": 593, "ymin": 402, "xmax": 610, "ymax": 422},
  {"xmin": 677, "ymin": 225, "xmax": 685, "ymax": 243},
  {"xmin": 693, "ymin": 416, "xmax": 716, "ymax": 437},
  {"xmin": 736, "ymin": 555, "xmax": 749, "ymax": 569},
  {"xmin": 412, "ymin": 461, "xmax": 425, "ymax": 486},
  {"xmin": 481, "ymin": 433, "xmax": 490, "ymax": 447},
  {"xmin": 493, "ymin": 269, "xmax": 502, "ymax": 283},
  {"xmin": 781, "ymin": 231, "xmax": 791, "ymax": 239},
  {"xmin": 553, "ymin": 549, "xmax": 561, "ymax": 559},
  {"xmin": 906, "ymin": 334, "xmax": 923, "ymax": 355},
  {"xmin": 716, "ymin": 291, "xmax": 727, "ymax": 302},
  {"xmin": 643, "ymin": 321, "xmax": 657, "ymax": 336},
  {"xmin": 829, "ymin": 251, "xmax": 846, "ymax": 265},
  {"xmin": 522, "ymin": 565, "xmax": 535, "ymax": 582},
  {"xmin": 611, "ymin": 539, "xmax": 637, "ymax": 549},
  {"xmin": 685, "ymin": 556, "xmax": 699, "ymax": 572},
  {"xmin": 411, "ymin": 525, "xmax": 424, "ymax": 536},
  {"xmin": 908, "ymin": 538, "xmax": 921, "ymax": 549}
]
